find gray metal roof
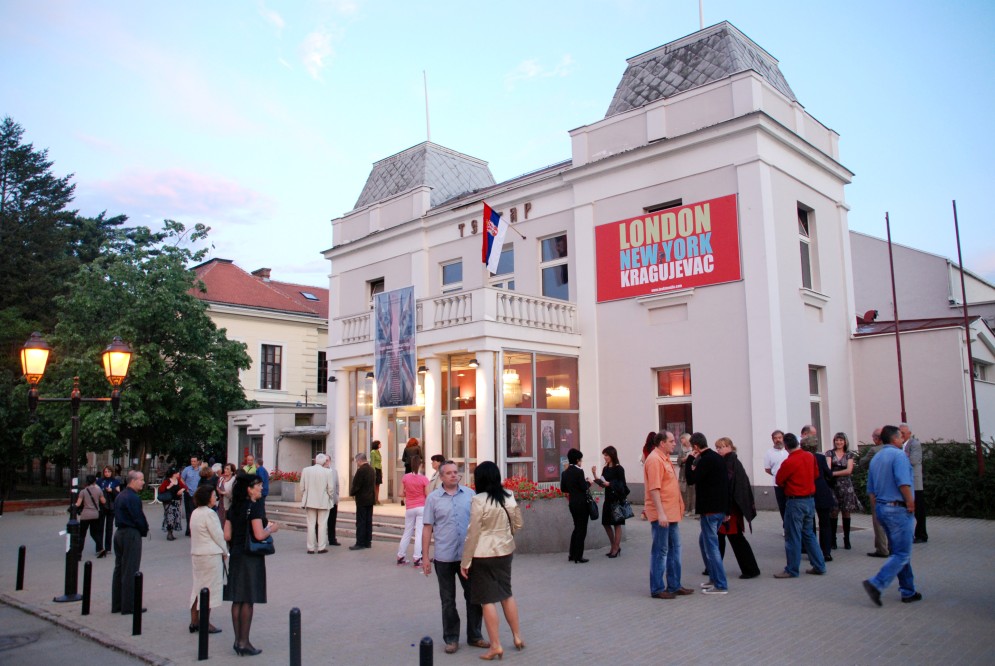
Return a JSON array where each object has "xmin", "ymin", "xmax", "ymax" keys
[
  {"xmin": 354, "ymin": 141, "xmax": 496, "ymax": 210},
  {"xmin": 605, "ymin": 21, "xmax": 796, "ymax": 118}
]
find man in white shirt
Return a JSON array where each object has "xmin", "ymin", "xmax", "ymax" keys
[
  {"xmin": 300, "ymin": 453, "xmax": 335, "ymax": 554},
  {"xmin": 764, "ymin": 430, "xmax": 789, "ymax": 521}
]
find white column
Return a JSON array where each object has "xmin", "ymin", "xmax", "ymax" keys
[
  {"xmin": 333, "ymin": 369, "xmax": 350, "ymax": 493},
  {"xmin": 423, "ymin": 357, "xmax": 442, "ymax": 460},
  {"xmin": 475, "ymin": 351, "xmax": 496, "ymax": 463}
]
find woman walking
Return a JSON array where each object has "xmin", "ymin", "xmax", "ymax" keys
[
  {"xmin": 189, "ymin": 485, "xmax": 226, "ymax": 634},
  {"xmin": 158, "ymin": 468, "xmax": 188, "ymax": 541},
  {"xmin": 826, "ymin": 432, "xmax": 862, "ymax": 549},
  {"xmin": 96, "ymin": 466, "xmax": 120, "ymax": 558},
  {"xmin": 460, "ymin": 461, "xmax": 524, "ymax": 661},
  {"xmin": 74, "ymin": 474, "xmax": 106, "ymax": 557},
  {"xmin": 592, "ymin": 446, "xmax": 628, "ymax": 558},
  {"xmin": 714, "ymin": 438, "xmax": 761, "ymax": 579},
  {"xmin": 560, "ymin": 448, "xmax": 592, "ymax": 563},
  {"xmin": 397, "ymin": 455, "xmax": 429, "ymax": 566},
  {"xmin": 224, "ymin": 472, "xmax": 280, "ymax": 657}
]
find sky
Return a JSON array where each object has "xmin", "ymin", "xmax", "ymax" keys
[{"xmin": 3, "ymin": 1, "xmax": 994, "ymax": 288}]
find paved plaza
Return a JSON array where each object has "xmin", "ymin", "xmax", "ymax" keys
[{"xmin": 1, "ymin": 502, "xmax": 993, "ymax": 665}]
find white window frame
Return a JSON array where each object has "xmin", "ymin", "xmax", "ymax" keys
[
  {"xmin": 368, "ymin": 278, "xmax": 385, "ymax": 310},
  {"xmin": 798, "ymin": 205, "xmax": 815, "ymax": 291},
  {"xmin": 489, "ymin": 245, "xmax": 515, "ymax": 291},
  {"xmin": 539, "ymin": 233, "xmax": 569, "ymax": 301},
  {"xmin": 808, "ymin": 365, "xmax": 824, "ymax": 435},
  {"xmin": 655, "ymin": 365, "xmax": 693, "ymax": 438},
  {"xmin": 260, "ymin": 342, "xmax": 285, "ymax": 392},
  {"xmin": 441, "ymin": 260, "xmax": 463, "ymax": 294}
]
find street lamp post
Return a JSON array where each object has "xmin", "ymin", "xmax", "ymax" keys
[{"xmin": 21, "ymin": 332, "xmax": 133, "ymax": 603}]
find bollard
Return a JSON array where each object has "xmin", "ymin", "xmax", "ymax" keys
[
  {"xmin": 289, "ymin": 607, "xmax": 302, "ymax": 666},
  {"xmin": 419, "ymin": 636, "xmax": 433, "ymax": 666},
  {"xmin": 53, "ymin": 548, "xmax": 82, "ymax": 602},
  {"xmin": 16, "ymin": 546, "xmax": 26, "ymax": 591},
  {"xmin": 81, "ymin": 561, "xmax": 92, "ymax": 615},
  {"xmin": 131, "ymin": 572, "xmax": 143, "ymax": 636},
  {"xmin": 198, "ymin": 587, "xmax": 209, "ymax": 661}
]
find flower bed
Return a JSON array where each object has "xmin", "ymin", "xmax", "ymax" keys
[{"xmin": 270, "ymin": 469, "xmax": 300, "ymax": 482}]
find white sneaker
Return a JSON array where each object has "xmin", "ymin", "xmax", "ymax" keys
[
  {"xmin": 700, "ymin": 581, "xmax": 714, "ymax": 589},
  {"xmin": 702, "ymin": 587, "xmax": 728, "ymax": 595}
]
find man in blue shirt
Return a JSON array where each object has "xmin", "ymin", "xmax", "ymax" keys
[
  {"xmin": 180, "ymin": 455, "xmax": 201, "ymax": 537},
  {"xmin": 111, "ymin": 470, "xmax": 149, "ymax": 615},
  {"xmin": 256, "ymin": 457, "xmax": 270, "ymax": 502},
  {"xmin": 421, "ymin": 461, "xmax": 489, "ymax": 654},
  {"xmin": 863, "ymin": 425, "xmax": 921, "ymax": 606}
]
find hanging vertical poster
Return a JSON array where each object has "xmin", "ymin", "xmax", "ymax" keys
[{"xmin": 373, "ymin": 286, "xmax": 417, "ymax": 408}]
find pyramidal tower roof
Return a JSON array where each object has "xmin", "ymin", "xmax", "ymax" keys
[
  {"xmin": 354, "ymin": 141, "xmax": 496, "ymax": 210},
  {"xmin": 605, "ymin": 21, "xmax": 796, "ymax": 118}
]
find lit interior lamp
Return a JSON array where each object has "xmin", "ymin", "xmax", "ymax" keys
[
  {"xmin": 546, "ymin": 386, "xmax": 570, "ymax": 410},
  {"xmin": 503, "ymin": 369, "xmax": 522, "ymax": 404}
]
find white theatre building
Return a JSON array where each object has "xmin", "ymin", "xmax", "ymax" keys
[{"xmin": 320, "ymin": 22, "xmax": 963, "ymax": 503}]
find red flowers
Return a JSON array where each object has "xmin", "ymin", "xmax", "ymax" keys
[
  {"xmin": 502, "ymin": 476, "xmax": 565, "ymax": 501},
  {"xmin": 270, "ymin": 469, "xmax": 300, "ymax": 482}
]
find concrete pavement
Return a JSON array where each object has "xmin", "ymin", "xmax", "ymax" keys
[{"xmin": 1, "ymin": 503, "xmax": 993, "ymax": 665}]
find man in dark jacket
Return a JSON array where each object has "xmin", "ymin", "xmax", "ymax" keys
[
  {"xmin": 685, "ymin": 432, "xmax": 729, "ymax": 594},
  {"xmin": 349, "ymin": 453, "xmax": 376, "ymax": 550},
  {"xmin": 111, "ymin": 470, "xmax": 149, "ymax": 614}
]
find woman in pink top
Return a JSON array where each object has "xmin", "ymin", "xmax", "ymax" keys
[{"xmin": 397, "ymin": 455, "xmax": 430, "ymax": 566}]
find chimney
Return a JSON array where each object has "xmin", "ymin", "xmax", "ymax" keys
[{"xmin": 252, "ymin": 268, "xmax": 271, "ymax": 281}]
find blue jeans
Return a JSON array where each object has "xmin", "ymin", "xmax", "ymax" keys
[
  {"xmin": 649, "ymin": 522, "xmax": 683, "ymax": 594},
  {"xmin": 783, "ymin": 497, "xmax": 826, "ymax": 576},
  {"xmin": 698, "ymin": 513, "xmax": 727, "ymax": 590},
  {"xmin": 869, "ymin": 504, "xmax": 916, "ymax": 597}
]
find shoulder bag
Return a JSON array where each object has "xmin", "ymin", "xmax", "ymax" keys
[
  {"xmin": 586, "ymin": 491, "xmax": 599, "ymax": 521},
  {"xmin": 610, "ymin": 497, "xmax": 635, "ymax": 523},
  {"xmin": 244, "ymin": 505, "xmax": 275, "ymax": 556}
]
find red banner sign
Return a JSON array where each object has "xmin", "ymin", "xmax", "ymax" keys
[{"xmin": 595, "ymin": 194, "xmax": 741, "ymax": 303}]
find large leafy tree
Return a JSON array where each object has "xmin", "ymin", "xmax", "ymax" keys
[{"xmin": 24, "ymin": 220, "xmax": 254, "ymax": 473}]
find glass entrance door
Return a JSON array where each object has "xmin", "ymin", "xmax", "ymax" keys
[
  {"xmin": 447, "ymin": 411, "xmax": 477, "ymax": 478},
  {"xmin": 389, "ymin": 413, "xmax": 423, "ymax": 501},
  {"xmin": 351, "ymin": 418, "xmax": 372, "ymax": 482}
]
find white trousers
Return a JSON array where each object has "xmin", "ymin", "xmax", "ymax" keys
[
  {"xmin": 397, "ymin": 506, "xmax": 424, "ymax": 560},
  {"xmin": 306, "ymin": 508, "xmax": 330, "ymax": 551}
]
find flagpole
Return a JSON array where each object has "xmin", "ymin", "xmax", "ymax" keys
[
  {"xmin": 423, "ymin": 70, "xmax": 431, "ymax": 142},
  {"xmin": 885, "ymin": 212, "xmax": 907, "ymax": 423},
  {"xmin": 952, "ymin": 200, "xmax": 985, "ymax": 477}
]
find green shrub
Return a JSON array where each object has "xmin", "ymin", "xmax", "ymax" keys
[{"xmin": 854, "ymin": 441, "xmax": 995, "ymax": 519}]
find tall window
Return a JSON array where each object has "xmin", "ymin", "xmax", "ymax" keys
[
  {"xmin": 317, "ymin": 351, "xmax": 327, "ymax": 394},
  {"xmin": 809, "ymin": 365, "xmax": 824, "ymax": 435},
  {"xmin": 260, "ymin": 344, "xmax": 282, "ymax": 390},
  {"xmin": 540, "ymin": 234, "xmax": 569, "ymax": 300},
  {"xmin": 656, "ymin": 366, "xmax": 692, "ymax": 437},
  {"xmin": 368, "ymin": 278, "xmax": 384, "ymax": 309},
  {"xmin": 441, "ymin": 260, "xmax": 463, "ymax": 294},
  {"xmin": 798, "ymin": 205, "xmax": 814, "ymax": 290},
  {"xmin": 489, "ymin": 246, "xmax": 515, "ymax": 290}
]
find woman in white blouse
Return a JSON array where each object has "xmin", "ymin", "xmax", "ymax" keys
[{"xmin": 189, "ymin": 484, "xmax": 227, "ymax": 634}]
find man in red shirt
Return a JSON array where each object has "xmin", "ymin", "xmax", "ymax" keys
[{"xmin": 774, "ymin": 433, "xmax": 826, "ymax": 578}]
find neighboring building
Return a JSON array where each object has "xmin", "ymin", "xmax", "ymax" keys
[
  {"xmin": 323, "ymin": 22, "xmax": 858, "ymax": 503},
  {"xmin": 189, "ymin": 259, "xmax": 330, "ymax": 470}
]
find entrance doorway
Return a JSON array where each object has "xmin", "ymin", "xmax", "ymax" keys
[
  {"xmin": 350, "ymin": 417, "xmax": 372, "ymax": 485},
  {"xmin": 446, "ymin": 410, "xmax": 477, "ymax": 478}
]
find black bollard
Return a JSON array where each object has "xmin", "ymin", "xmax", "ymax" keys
[
  {"xmin": 419, "ymin": 636, "xmax": 433, "ymax": 666},
  {"xmin": 131, "ymin": 572, "xmax": 143, "ymax": 636},
  {"xmin": 197, "ymin": 587, "xmax": 209, "ymax": 661},
  {"xmin": 16, "ymin": 546, "xmax": 26, "ymax": 591},
  {"xmin": 289, "ymin": 607, "xmax": 302, "ymax": 666},
  {"xmin": 81, "ymin": 561, "xmax": 92, "ymax": 615}
]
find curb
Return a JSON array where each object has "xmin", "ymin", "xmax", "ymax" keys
[{"xmin": 0, "ymin": 593, "xmax": 174, "ymax": 666}]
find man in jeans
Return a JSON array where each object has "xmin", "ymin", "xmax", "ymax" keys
[
  {"xmin": 645, "ymin": 431, "xmax": 694, "ymax": 599},
  {"xmin": 774, "ymin": 433, "xmax": 827, "ymax": 578},
  {"xmin": 685, "ymin": 432, "xmax": 729, "ymax": 595},
  {"xmin": 180, "ymin": 455, "xmax": 201, "ymax": 537},
  {"xmin": 863, "ymin": 425, "xmax": 921, "ymax": 606},
  {"xmin": 421, "ymin": 462, "xmax": 490, "ymax": 654}
]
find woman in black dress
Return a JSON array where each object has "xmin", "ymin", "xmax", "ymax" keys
[
  {"xmin": 592, "ymin": 445, "xmax": 628, "ymax": 558},
  {"xmin": 223, "ymin": 472, "xmax": 280, "ymax": 657}
]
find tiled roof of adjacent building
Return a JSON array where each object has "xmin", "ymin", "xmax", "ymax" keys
[
  {"xmin": 605, "ymin": 21, "xmax": 796, "ymax": 118},
  {"xmin": 354, "ymin": 141, "xmax": 496, "ymax": 210},
  {"xmin": 190, "ymin": 259, "xmax": 328, "ymax": 317}
]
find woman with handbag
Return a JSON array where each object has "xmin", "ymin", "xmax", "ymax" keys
[
  {"xmin": 223, "ymin": 472, "xmax": 280, "ymax": 657},
  {"xmin": 592, "ymin": 445, "xmax": 629, "ymax": 558},
  {"xmin": 189, "ymin": 484, "xmax": 226, "ymax": 634},
  {"xmin": 216, "ymin": 463, "xmax": 237, "ymax": 527},
  {"xmin": 74, "ymin": 474, "xmax": 106, "ymax": 557},
  {"xmin": 560, "ymin": 448, "xmax": 592, "ymax": 564},
  {"xmin": 460, "ymin": 461, "xmax": 525, "ymax": 661},
  {"xmin": 158, "ymin": 468, "xmax": 188, "ymax": 541},
  {"xmin": 96, "ymin": 465, "xmax": 120, "ymax": 558},
  {"xmin": 714, "ymin": 438, "xmax": 761, "ymax": 579}
]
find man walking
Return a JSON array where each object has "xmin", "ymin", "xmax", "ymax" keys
[
  {"xmin": 863, "ymin": 428, "xmax": 890, "ymax": 558},
  {"xmin": 863, "ymin": 425, "xmax": 922, "ymax": 606},
  {"xmin": 645, "ymin": 431, "xmax": 693, "ymax": 599},
  {"xmin": 685, "ymin": 432, "xmax": 729, "ymax": 595},
  {"xmin": 774, "ymin": 433, "xmax": 826, "ymax": 578},
  {"xmin": 111, "ymin": 470, "xmax": 149, "ymax": 615},
  {"xmin": 421, "ymin": 461, "xmax": 490, "ymax": 654},
  {"xmin": 900, "ymin": 423, "xmax": 927, "ymax": 543},
  {"xmin": 764, "ymin": 430, "xmax": 789, "ymax": 521},
  {"xmin": 180, "ymin": 455, "xmax": 201, "ymax": 537},
  {"xmin": 350, "ymin": 453, "xmax": 376, "ymax": 550},
  {"xmin": 301, "ymin": 453, "xmax": 335, "ymax": 554}
]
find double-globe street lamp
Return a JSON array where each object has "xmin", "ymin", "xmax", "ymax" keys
[{"xmin": 20, "ymin": 332, "xmax": 133, "ymax": 602}]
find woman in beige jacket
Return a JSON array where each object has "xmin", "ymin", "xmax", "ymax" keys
[
  {"xmin": 189, "ymin": 485, "xmax": 227, "ymax": 634},
  {"xmin": 460, "ymin": 462, "xmax": 525, "ymax": 661}
]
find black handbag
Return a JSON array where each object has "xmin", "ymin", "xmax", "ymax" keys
[
  {"xmin": 244, "ymin": 506, "xmax": 275, "ymax": 556},
  {"xmin": 610, "ymin": 498, "xmax": 635, "ymax": 524},
  {"xmin": 158, "ymin": 488, "xmax": 176, "ymax": 503},
  {"xmin": 586, "ymin": 492, "xmax": 599, "ymax": 521}
]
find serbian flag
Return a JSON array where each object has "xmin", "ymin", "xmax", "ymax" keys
[{"xmin": 482, "ymin": 202, "xmax": 509, "ymax": 274}]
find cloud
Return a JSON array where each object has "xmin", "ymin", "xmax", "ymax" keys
[
  {"xmin": 504, "ymin": 54, "xmax": 574, "ymax": 90},
  {"xmin": 300, "ymin": 28, "xmax": 335, "ymax": 80},
  {"xmin": 257, "ymin": 0, "xmax": 285, "ymax": 33}
]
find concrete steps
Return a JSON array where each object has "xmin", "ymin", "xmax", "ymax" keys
[{"xmin": 265, "ymin": 501, "xmax": 406, "ymax": 544}]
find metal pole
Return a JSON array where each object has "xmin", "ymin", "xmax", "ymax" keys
[
  {"xmin": 419, "ymin": 636, "xmax": 433, "ymax": 665},
  {"xmin": 16, "ymin": 546, "xmax": 26, "ymax": 590},
  {"xmin": 952, "ymin": 200, "xmax": 986, "ymax": 477},
  {"xmin": 289, "ymin": 607, "xmax": 302, "ymax": 666},
  {"xmin": 885, "ymin": 213, "xmax": 908, "ymax": 422},
  {"xmin": 198, "ymin": 587, "xmax": 210, "ymax": 660},
  {"xmin": 81, "ymin": 561, "xmax": 92, "ymax": 615},
  {"xmin": 55, "ymin": 380, "xmax": 83, "ymax": 603},
  {"xmin": 132, "ymin": 572, "xmax": 143, "ymax": 636}
]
